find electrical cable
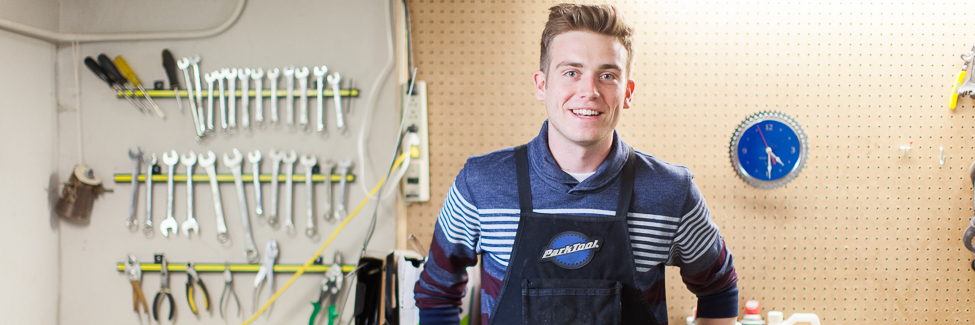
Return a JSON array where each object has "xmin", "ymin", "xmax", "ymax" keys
[
  {"xmin": 357, "ymin": 0, "xmax": 399, "ymax": 200},
  {"xmin": 72, "ymin": 41, "xmax": 84, "ymax": 163}
]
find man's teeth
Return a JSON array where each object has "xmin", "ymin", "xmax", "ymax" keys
[{"xmin": 572, "ymin": 109, "xmax": 600, "ymax": 116}]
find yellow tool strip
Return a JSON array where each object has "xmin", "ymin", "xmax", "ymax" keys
[
  {"xmin": 115, "ymin": 263, "xmax": 356, "ymax": 273},
  {"xmin": 113, "ymin": 174, "xmax": 354, "ymax": 183},
  {"xmin": 117, "ymin": 89, "xmax": 359, "ymax": 98}
]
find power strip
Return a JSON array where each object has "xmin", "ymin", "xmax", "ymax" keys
[{"xmin": 400, "ymin": 80, "xmax": 430, "ymax": 203}]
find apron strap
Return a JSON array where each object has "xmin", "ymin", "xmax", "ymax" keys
[
  {"xmin": 515, "ymin": 144, "xmax": 533, "ymax": 215},
  {"xmin": 615, "ymin": 146, "xmax": 637, "ymax": 219}
]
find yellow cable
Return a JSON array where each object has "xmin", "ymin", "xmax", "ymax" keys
[{"xmin": 241, "ymin": 152, "xmax": 407, "ymax": 325}]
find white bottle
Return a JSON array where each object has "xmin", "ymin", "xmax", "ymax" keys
[
  {"xmin": 739, "ymin": 300, "xmax": 765, "ymax": 325},
  {"xmin": 767, "ymin": 311, "xmax": 821, "ymax": 325}
]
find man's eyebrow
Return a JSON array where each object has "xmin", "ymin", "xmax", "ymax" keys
[
  {"xmin": 554, "ymin": 61, "xmax": 584, "ymax": 69},
  {"xmin": 553, "ymin": 61, "xmax": 622, "ymax": 71}
]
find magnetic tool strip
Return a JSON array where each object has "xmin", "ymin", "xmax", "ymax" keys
[
  {"xmin": 117, "ymin": 89, "xmax": 360, "ymax": 98},
  {"xmin": 113, "ymin": 173, "xmax": 355, "ymax": 183},
  {"xmin": 117, "ymin": 263, "xmax": 356, "ymax": 273}
]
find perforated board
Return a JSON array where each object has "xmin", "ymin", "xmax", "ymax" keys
[{"xmin": 405, "ymin": 1, "xmax": 975, "ymax": 323}]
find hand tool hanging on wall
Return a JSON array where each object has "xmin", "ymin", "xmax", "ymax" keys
[
  {"xmin": 225, "ymin": 68, "xmax": 239, "ymax": 132},
  {"xmin": 268, "ymin": 68, "xmax": 281, "ymax": 125},
  {"xmin": 950, "ymin": 49, "xmax": 972, "ymax": 110},
  {"xmin": 321, "ymin": 159, "xmax": 335, "ymax": 222},
  {"xmin": 161, "ymin": 49, "xmax": 184, "ymax": 113},
  {"xmin": 160, "ymin": 150, "xmax": 180, "ymax": 237},
  {"xmin": 964, "ymin": 162, "xmax": 975, "ymax": 270},
  {"xmin": 284, "ymin": 66, "xmax": 296, "ymax": 128},
  {"xmin": 334, "ymin": 159, "xmax": 353, "ymax": 221},
  {"xmin": 314, "ymin": 66, "xmax": 328, "ymax": 134},
  {"xmin": 177, "ymin": 58, "xmax": 204, "ymax": 137},
  {"xmin": 189, "ymin": 56, "xmax": 204, "ymax": 127},
  {"xmin": 282, "ymin": 151, "xmax": 298, "ymax": 234},
  {"xmin": 268, "ymin": 149, "xmax": 284, "ymax": 227},
  {"xmin": 301, "ymin": 154, "xmax": 319, "ymax": 237},
  {"xmin": 84, "ymin": 56, "xmax": 144, "ymax": 113},
  {"xmin": 199, "ymin": 151, "xmax": 229, "ymax": 242},
  {"xmin": 143, "ymin": 154, "xmax": 157, "ymax": 235},
  {"xmin": 310, "ymin": 253, "xmax": 344, "ymax": 325},
  {"xmin": 113, "ymin": 55, "xmax": 165, "ymax": 119},
  {"xmin": 957, "ymin": 45, "xmax": 975, "ymax": 103},
  {"xmin": 239, "ymin": 68, "xmax": 252, "ymax": 131},
  {"xmin": 345, "ymin": 78, "xmax": 353, "ymax": 115},
  {"xmin": 253, "ymin": 239, "xmax": 279, "ymax": 315},
  {"xmin": 98, "ymin": 54, "xmax": 155, "ymax": 117},
  {"xmin": 220, "ymin": 264, "xmax": 242, "ymax": 320},
  {"xmin": 328, "ymin": 73, "xmax": 346, "ymax": 134},
  {"xmin": 252, "ymin": 68, "xmax": 265, "ymax": 125},
  {"xmin": 126, "ymin": 148, "xmax": 143, "ymax": 230},
  {"xmin": 125, "ymin": 254, "xmax": 151, "ymax": 324},
  {"xmin": 185, "ymin": 262, "xmax": 211, "ymax": 315},
  {"xmin": 297, "ymin": 66, "xmax": 311, "ymax": 130},
  {"xmin": 204, "ymin": 71, "xmax": 218, "ymax": 132},
  {"xmin": 180, "ymin": 151, "xmax": 200, "ymax": 237},
  {"xmin": 225, "ymin": 148, "xmax": 260, "ymax": 262},
  {"xmin": 152, "ymin": 256, "xmax": 175, "ymax": 322},
  {"xmin": 248, "ymin": 150, "xmax": 264, "ymax": 219}
]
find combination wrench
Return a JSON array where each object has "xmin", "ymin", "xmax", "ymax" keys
[
  {"xmin": 224, "ymin": 148, "xmax": 260, "ymax": 262},
  {"xmin": 327, "ymin": 72, "xmax": 346, "ymax": 134},
  {"xmin": 238, "ymin": 68, "xmax": 252, "ymax": 131},
  {"xmin": 283, "ymin": 66, "xmax": 295, "ymax": 128},
  {"xmin": 217, "ymin": 69, "xmax": 228, "ymax": 131},
  {"xmin": 204, "ymin": 71, "xmax": 218, "ymax": 132},
  {"xmin": 251, "ymin": 68, "xmax": 265, "ymax": 125},
  {"xmin": 296, "ymin": 67, "xmax": 310, "ymax": 130},
  {"xmin": 180, "ymin": 151, "xmax": 200, "ymax": 237},
  {"xmin": 160, "ymin": 150, "xmax": 180, "ymax": 237},
  {"xmin": 313, "ymin": 66, "xmax": 327, "ymax": 133},
  {"xmin": 320, "ymin": 159, "xmax": 335, "ymax": 222},
  {"xmin": 248, "ymin": 150, "xmax": 264, "ymax": 219},
  {"xmin": 143, "ymin": 153, "xmax": 157, "ymax": 235},
  {"xmin": 334, "ymin": 159, "xmax": 353, "ymax": 221},
  {"xmin": 177, "ymin": 58, "xmax": 204, "ymax": 137},
  {"xmin": 127, "ymin": 147, "xmax": 143, "ymax": 230},
  {"xmin": 267, "ymin": 68, "xmax": 280, "ymax": 124},
  {"xmin": 189, "ymin": 55, "xmax": 205, "ymax": 132},
  {"xmin": 300, "ymin": 154, "xmax": 318, "ymax": 237},
  {"xmin": 224, "ymin": 68, "xmax": 239, "ymax": 131},
  {"xmin": 199, "ymin": 151, "xmax": 229, "ymax": 243},
  {"xmin": 267, "ymin": 149, "xmax": 284, "ymax": 227},
  {"xmin": 282, "ymin": 150, "xmax": 298, "ymax": 234}
]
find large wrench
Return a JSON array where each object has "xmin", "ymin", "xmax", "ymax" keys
[
  {"xmin": 282, "ymin": 150, "xmax": 298, "ymax": 234},
  {"xmin": 327, "ymin": 72, "xmax": 346, "ymax": 133},
  {"xmin": 199, "ymin": 151, "xmax": 229, "ymax": 242},
  {"xmin": 160, "ymin": 150, "xmax": 180, "ymax": 237},
  {"xmin": 313, "ymin": 66, "xmax": 327, "ymax": 133},
  {"xmin": 300, "ymin": 154, "xmax": 318, "ymax": 237},
  {"xmin": 224, "ymin": 148, "xmax": 259, "ymax": 262},
  {"xmin": 296, "ymin": 67, "xmax": 310, "ymax": 130},
  {"xmin": 217, "ymin": 69, "xmax": 228, "ymax": 131},
  {"xmin": 224, "ymin": 68, "xmax": 239, "ymax": 131},
  {"xmin": 238, "ymin": 68, "xmax": 252, "ymax": 131},
  {"xmin": 248, "ymin": 150, "xmax": 264, "ymax": 218},
  {"xmin": 251, "ymin": 68, "xmax": 265, "ymax": 125},
  {"xmin": 334, "ymin": 159, "xmax": 352, "ymax": 221},
  {"xmin": 267, "ymin": 68, "xmax": 280, "ymax": 124},
  {"xmin": 180, "ymin": 151, "xmax": 200, "ymax": 237},
  {"xmin": 143, "ymin": 153, "xmax": 157, "ymax": 235},
  {"xmin": 320, "ymin": 159, "xmax": 335, "ymax": 222},
  {"xmin": 127, "ymin": 147, "xmax": 143, "ymax": 230},
  {"xmin": 283, "ymin": 66, "xmax": 295, "ymax": 127},
  {"xmin": 267, "ymin": 149, "xmax": 284, "ymax": 227},
  {"xmin": 189, "ymin": 55, "xmax": 205, "ymax": 131},
  {"xmin": 204, "ymin": 71, "xmax": 218, "ymax": 132},
  {"xmin": 177, "ymin": 58, "xmax": 204, "ymax": 137}
]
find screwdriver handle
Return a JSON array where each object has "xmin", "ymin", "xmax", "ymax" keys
[
  {"xmin": 162, "ymin": 49, "xmax": 181, "ymax": 90},
  {"xmin": 98, "ymin": 54, "xmax": 128, "ymax": 87},
  {"xmin": 114, "ymin": 55, "xmax": 142, "ymax": 86},
  {"xmin": 84, "ymin": 57, "xmax": 115, "ymax": 86}
]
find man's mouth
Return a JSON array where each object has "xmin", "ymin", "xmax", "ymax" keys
[{"xmin": 571, "ymin": 109, "xmax": 601, "ymax": 117}]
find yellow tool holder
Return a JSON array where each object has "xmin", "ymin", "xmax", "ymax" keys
[
  {"xmin": 113, "ymin": 173, "xmax": 354, "ymax": 183},
  {"xmin": 116, "ymin": 262, "xmax": 356, "ymax": 273},
  {"xmin": 116, "ymin": 89, "xmax": 359, "ymax": 98}
]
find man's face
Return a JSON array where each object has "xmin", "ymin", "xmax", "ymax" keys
[{"xmin": 534, "ymin": 30, "xmax": 635, "ymax": 150}]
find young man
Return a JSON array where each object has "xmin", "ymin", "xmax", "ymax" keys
[{"xmin": 415, "ymin": 4, "xmax": 738, "ymax": 325}]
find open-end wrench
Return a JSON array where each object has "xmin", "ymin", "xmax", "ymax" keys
[
  {"xmin": 334, "ymin": 159, "xmax": 352, "ymax": 221},
  {"xmin": 180, "ymin": 151, "xmax": 200, "ymax": 237},
  {"xmin": 251, "ymin": 68, "xmax": 265, "ymax": 125},
  {"xmin": 327, "ymin": 72, "xmax": 346, "ymax": 134},
  {"xmin": 160, "ymin": 150, "xmax": 180, "ymax": 237},
  {"xmin": 267, "ymin": 149, "xmax": 284, "ymax": 227},
  {"xmin": 296, "ymin": 67, "xmax": 310, "ymax": 130},
  {"xmin": 238, "ymin": 68, "xmax": 252, "ymax": 131},
  {"xmin": 320, "ymin": 159, "xmax": 335, "ymax": 222},
  {"xmin": 224, "ymin": 148, "xmax": 259, "ymax": 262},
  {"xmin": 217, "ymin": 69, "xmax": 228, "ymax": 131},
  {"xmin": 313, "ymin": 66, "xmax": 327, "ymax": 133},
  {"xmin": 204, "ymin": 71, "xmax": 218, "ymax": 132},
  {"xmin": 282, "ymin": 150, "xmax": 298, "ymax": 234},
  {"xmin": 224, "ymin": 68, "xmax": 239, "ymax": 131},
  {"xmin": 283, "ymin": 66, "xmax": 296, "ymax": 128},
  {"xmin": 178, "ymin": 58, "xmax": 204, "ymax": 137},
  {"xmin": 143, "ymin": 153, "xmax": 157, "ymax": 235},
  {"xmin": 199, "ymin": 151, "xmax": 229, "ymax": 243},
  {"xmin": 189, "ymin": 55, "xmax": 205, "ymax": 131},
  {"xmin": 300, "ymin": 154, "xmax": 318, "ymax": 237},
  {"xmin": 127, "ymin": 148, "xmax": 143, "ymax": 230},
  {"xmin": 247, "ymin": 150, "xmax": 264, "ymax": 219},
  {"xmin": 267, "ymin": 68, "xmax": 280, "ymax": 124}
]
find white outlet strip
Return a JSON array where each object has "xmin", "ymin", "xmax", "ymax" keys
[{"xmin": 400, "ymin": 80, "xmax": 430, "ymax": 203}]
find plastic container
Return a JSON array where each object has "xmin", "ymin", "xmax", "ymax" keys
[
  {"xmin": 739, "ymin": 300, "xmax": 765, "ymax": 325},
  {"xmin": 767, "ymin": 311, "xmax": 821, "ymax": 325}
]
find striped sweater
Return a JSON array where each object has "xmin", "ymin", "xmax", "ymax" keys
[{"xmin": 415, "ymin": 122, "xmax": 738, "ymax": 324}]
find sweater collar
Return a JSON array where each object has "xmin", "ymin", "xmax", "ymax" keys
[{"xmin": 528, "ymin": 121, "xmax": 628, "ymax": 194}]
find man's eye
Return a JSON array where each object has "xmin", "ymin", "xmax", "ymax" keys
[
  {"xmin": 601, "ymin": 73, "xmax": 616, "ymax": 80},
  {"xmin": 564, "ymin": 71, "xmax": 577, "ymax": 77}
]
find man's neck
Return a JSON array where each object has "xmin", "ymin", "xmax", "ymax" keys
[{"xmin": 547, "ymin": 130, "xmax": 614, "ymax": 174}]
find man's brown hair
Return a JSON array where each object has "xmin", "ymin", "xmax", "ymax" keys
[{"xmin": 540, "ymin": 3, "xmax": 635, "ymax": 77}]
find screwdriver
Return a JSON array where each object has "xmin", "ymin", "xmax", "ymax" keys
[
  {"xmin": 114, "ymin": 55, "xmax": 166, "ymax": 119},
  {"xmin": 97, "ymin": 54, "xmax": 152, "ymax": 116},
  {"xmin": 162, "ymin": 49, "xmax": 184, "ymax": 113},
  {"xmin": 84, "ymin": 56, "xmax": 145, "ymax": 114}
]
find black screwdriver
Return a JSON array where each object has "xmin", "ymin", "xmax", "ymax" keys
[
  {"xmin": 98, "ymin": 54, "xmax": 150, "ymax": 113},
  {"xmin": 84, "ymin": 56, "xmax": 145, "ymax": 113},
  {"xmin": 162, "ymin": 49, "xmax": 184, "ymax": 113}
]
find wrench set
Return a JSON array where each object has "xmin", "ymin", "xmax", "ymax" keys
[{"xmin": 121, "ymin": 148, "xmax": 355, "ymax": 251}]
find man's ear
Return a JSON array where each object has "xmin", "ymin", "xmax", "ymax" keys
[
  {"xmin": 533, "ymin": 70, "xmax": 546, "ymax": 101},
  {"xmin": 623, "ymin": 79, "xmax": 635, "ymax": 109}
]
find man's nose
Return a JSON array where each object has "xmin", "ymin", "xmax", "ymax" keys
[{"xmin": 576, "ymin": 75, "xmax": 600, "ymax": 99}]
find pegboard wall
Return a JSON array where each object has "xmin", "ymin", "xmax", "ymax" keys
[{"xmin": 404, "ymin": 0, "xmax": 975, "ymax": 324}]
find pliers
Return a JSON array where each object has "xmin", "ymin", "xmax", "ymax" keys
[
  {"xmin": 124, "ymin": 254, "xmax": 150, "ymax": 321},
  {"xmin": 152, "ymin": 256, "xmax": 175, "ymax": 321},
  {"xmin": 310, "ymin": 252, "xmax": 344, "ymax": 325},
  {"xmin": 219, "ymin": 263, "xmax": 242, "ymax": 320},
  {"xmin": 253, "ymin": 239, "xmax": 279, "ymax": 314},
  {"xmin": 185, "ymin": 262, "xmax": 211, "ymax": 314}
]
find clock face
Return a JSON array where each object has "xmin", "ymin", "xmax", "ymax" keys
[{"xmin": 730, "ymin": 111, "xmax": 808, "ymax": 189}]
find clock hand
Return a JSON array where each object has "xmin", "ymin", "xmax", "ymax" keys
[
  {"xmin": 766, "ymin": 152, "xmax": 772, "ymax": 179},
  {"xmin": 756, "ymin": 125, "xmax": 776, "ymax": 165},
  {"xmin": 765, "ymin": 147, "xmax": 784, "ymax": 166}
]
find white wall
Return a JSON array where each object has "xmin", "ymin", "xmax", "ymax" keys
[{"xmin": 0, "ymin": 0, "xmax": 60, "ymax": 323}]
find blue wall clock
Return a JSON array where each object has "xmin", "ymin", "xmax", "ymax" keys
[{"xmin": 729, "ymin": 111, "xmax": 808, "ymax": 189}]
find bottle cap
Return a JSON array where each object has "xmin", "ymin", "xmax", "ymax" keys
[{"xmin": 745, "ymin": 300, "xmax": 761, "ymax": 315}]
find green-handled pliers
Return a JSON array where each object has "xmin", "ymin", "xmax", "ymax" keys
[{"xmin": 310, "ymin": 253, "xmax": 343, "ymax": 325}]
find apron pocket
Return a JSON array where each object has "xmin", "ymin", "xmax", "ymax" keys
[{"xmin": 522, "ymin": 279, "xmax": 622, "ymax": 325}]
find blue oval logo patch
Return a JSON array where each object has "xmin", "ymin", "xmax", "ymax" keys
[{"xmin": 540, "ymin": 231, "xmax": 602, "ymax": 269}]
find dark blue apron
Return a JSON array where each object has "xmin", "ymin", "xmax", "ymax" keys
[{"xmin": 488, "ymin": 144, "xmax": 659, "ymax": 325}]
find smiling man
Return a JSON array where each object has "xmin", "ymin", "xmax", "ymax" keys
[{"xmin": 415, "ymin": 4, "xmax": 738, "ymax": 325}]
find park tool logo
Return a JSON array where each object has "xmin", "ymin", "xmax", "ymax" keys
[{"xmin": 540, "ymin": 231, "xmax": 602, "ymax": 269}]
